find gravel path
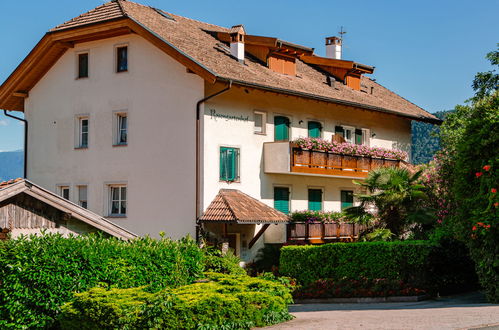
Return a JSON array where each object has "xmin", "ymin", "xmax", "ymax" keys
[{"xmin": 263, "ymin": 292, "xmax": 499, "ymax": 330}]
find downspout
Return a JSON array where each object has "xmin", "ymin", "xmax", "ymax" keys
[
  {"xmin": 3, "ymin": 110, "xmax": 27, "ymax": 178},
  {"xmin": 195, "ymin": 81, "xmax": 233, "ymax": 242}
]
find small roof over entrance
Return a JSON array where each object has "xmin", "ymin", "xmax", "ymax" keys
[{"xmin": 199, "ymin": 189, "xmax": 289, "ymax": 224}]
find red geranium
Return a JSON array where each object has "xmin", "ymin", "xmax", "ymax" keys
[
  {"xmin": 491, "ymin": 188, "xmax": 497, "ymax": 193},
  {"xmin": 472, "ymin": 226, "xmax": 477, "ymax": 231},
  {"xmin": 476, "ymin": 172, "xmax": 483, "ymax": 178},
  {"xmin": 483, "ymin": 165, "xmax": 491, "ymax": 171}
]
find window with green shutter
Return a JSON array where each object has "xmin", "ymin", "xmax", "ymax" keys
[
  {"xmin": 274, "ymin": 187, "xmax": 290, "ymax": 214},
  {"xmin": 335, "ymin": 125, "xmax": 344, "ymax": 137},
  {"xmin": 341, "ymin": 190, "xmax": 354, "ymax": 210},
  {"xmin": 355, "ymin": 128, "xmax": 363, "ymax": 145},
  {"xmin": 220, "ymin": 147, "xmax": 239, "ymax": 182},
  {"xmin": 308, "ymin": 121, "xmax": 322, "ymax": 138},
  {"xmin": 308, "ymin": 189, "xmax": 322, "ymax": 211},
  {"xmin": 274, "ymin": 116, "xmax": 290, "ymax": 141}
]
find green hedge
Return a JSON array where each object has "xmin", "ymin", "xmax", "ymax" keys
[
  {"xmin": 280, "ymin": 241, "xmax": 433, "ymax": 287},
  {"xmin": 59, "ymin": 273, "xmax": 293, "ymax": 329},
  {"xmin": 0, "ymin": 233, "xmax": 205, "ymax": 329}
]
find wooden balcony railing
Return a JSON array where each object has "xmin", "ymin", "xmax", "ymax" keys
[
  {"xmin": 291, "ymin": 144, "xmax": 402, "ymax": 178},
  {"xmin": 287, "ymin": 222, "xmax": 365, "ymax": 244}
]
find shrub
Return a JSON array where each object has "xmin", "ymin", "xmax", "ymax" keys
[
  {"xmin": 280, "ymin": 241, "xmax": 434, "ymax": 287},
  {"xmin": 280, "ymin": 240, "xmax": 478, "ymax": 296},
  {"xmin": 0, "ymin": 233, "xmax": 204, "ymax": 329},
  {"xmin": 59, "ymin": 273, "xmax": 293, "ymax": 329},
  {"xmin": 290, "ymin": 210, "xmax": 346, "ymax": 223},
  {"xmin": 203, "ymin": 246, "xmax": 246, "ymax": 276}
]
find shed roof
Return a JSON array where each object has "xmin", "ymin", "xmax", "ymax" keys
[{"xmin": 199, "ymin": 189, "xmax": 289, "ymax": 224}]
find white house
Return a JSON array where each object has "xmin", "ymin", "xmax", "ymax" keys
[{"xmin": 0, "ymin": 0, "xmax": 439, "ymax": 260}]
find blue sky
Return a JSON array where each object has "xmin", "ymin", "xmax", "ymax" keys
[{"xmin": 0, "ymin": 0, "xmax": 497, "ymax": 151}]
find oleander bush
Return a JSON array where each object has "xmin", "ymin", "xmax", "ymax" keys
[
  {"xmin": 280, "ymin": 240, "xmax": 478, "ymax": 295},
  {"xmin": 59, "ymin": 272, "xmax": 293, "ymax": 329},
  {"xmin": 0, "ymin": 233, "xmax": 205, "ymax": 329}
]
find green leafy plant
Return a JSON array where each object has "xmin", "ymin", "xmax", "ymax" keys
[
  {"xmin": 290, "ymin": 210, "xmax": 346, "ymax": 223},
  {"xmin": 59, "ymin": 273, "xmax": 293, "ymax": 329},
  {"xmin": 360, "ymin": 228, "xmax": 393, "ymax": 242}
]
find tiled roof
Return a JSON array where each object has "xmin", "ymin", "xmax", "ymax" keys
[
  {"xmin": 200, "ymin": 189, "xmax": 289, "ymax": 224},
  {"xmin": 15, "ymin": 0, "xmax": 438, "ymax": 122},
  {"xmin": 0, "ymin": 178, "xmax": 23, "ymax": 189}
]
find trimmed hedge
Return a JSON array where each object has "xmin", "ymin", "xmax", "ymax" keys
[
  {"xmin": 280, "ymin": 240, "xmax": 478, "ymax": 295},
  {"xmin": 280, "ymin": 241, "xmax": 434, "ymax": 287},
  {"xmin": 59, "ymin": 273, "xmax": 293, "ymax": 329},
  {"xmin": 0, "ymin": 233, "xmax": 205, "ymax": 329}
]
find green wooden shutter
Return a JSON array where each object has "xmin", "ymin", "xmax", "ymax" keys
[
  {"xmin": 274, "ymin": 187, "xmax": 290, "ymax": 214},
  {"xmin": 220, "ymin": 147, "xmax": 238, "ymax": 181},
  {"xmin": 274, "ymin": 116, "xmax": 289, "ymax": 141},
  {"xmin": 341, "ymin": 190, "xmax": 354, "ymax": 210},
  {"xmin": 308, "ymin": 189, "xmax": 322, "ymax": 211},
  {"xmin": 308, "ymin": 121, "xmax": 322, "ymax": 138},
  {"xmin": 355, "ymin": 129, "xmax": 363, "ymax": 145},
  {"xmin": 335, "ymin": 125, "xmax": 344, "ymax": 138}
]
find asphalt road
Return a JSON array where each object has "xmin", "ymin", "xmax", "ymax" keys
[{"xmin": 262, "ymin": 292, "xmax": 499, "ymax": 330}]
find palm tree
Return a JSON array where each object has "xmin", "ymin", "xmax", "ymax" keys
[{"xmin": 345, "ymin": 167, "xmax": 434, "ymax": 238}]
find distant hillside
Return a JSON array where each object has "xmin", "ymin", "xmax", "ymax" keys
[
  {"xmin": 411, "ymin": 111, "xmax": 450, "ymax": 164},
  {"xmin": 0, "ymin": 150, "xmax": 23, "ymax": 181}
]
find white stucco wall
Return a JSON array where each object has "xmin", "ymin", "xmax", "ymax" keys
[
  {"xmin": 201, "ymin": 84, "xmax": 412, "ymax": 249},
  {"xmin": 25, "ymin": 34, "xmax": 203, "ymax": 239}
]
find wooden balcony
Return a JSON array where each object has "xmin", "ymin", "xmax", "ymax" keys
[
  {"xmin": 287, "ymin": 222, "xmax": 365, "ymax": 244},
  {"xmin": 263, "ymin": 142, "xmax": 402, "ymax": 178}
]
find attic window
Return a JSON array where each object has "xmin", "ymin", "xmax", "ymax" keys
[{"xmin": 152, "ymin": 8, "xmax": 175, "ymax": 21}]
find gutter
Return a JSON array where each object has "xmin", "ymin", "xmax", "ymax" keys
[
  {"xmin": 216, "ymin": 77, "xmax": 442, "ymax": 125},
  {"xmin": 3, "ymin": 110, "xmax": 27, "ymax": 178},
  {"xmin": 195, "ymin": 81, "xmax": 233, "ymax": 241}
]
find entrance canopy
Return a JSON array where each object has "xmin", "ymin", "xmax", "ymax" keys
[{"xmin": 199, "ymin": 189, "xmax": 289, "ymax": 224}]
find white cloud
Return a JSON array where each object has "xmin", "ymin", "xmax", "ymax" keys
[{"xmin": 0, "ymin": 119, "xmax": 8, "ymax": 126}]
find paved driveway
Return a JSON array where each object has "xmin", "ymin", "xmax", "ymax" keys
[{"xmin": 263, "ymin": 292, "xmax": 499, "ymax": 330}]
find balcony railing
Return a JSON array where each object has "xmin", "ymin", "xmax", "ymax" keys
[
  {"xmin": 263, "ymin": 142, "xmax": 403, "ymax": 178},
  {"xmin": 287, "ymin": 222, "xmax": 365, "ymax": 244}
]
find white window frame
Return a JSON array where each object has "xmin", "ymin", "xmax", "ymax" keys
[
  {"xmin": 58, "ymin": 185, "xmax": 70, "ymax": 200},
  {"xmin": 77, "ymin": 185, "xmax": 88, "ymax": 208},
  {"xmin": 108, "ymin": 185, "xmax": 127, "ymax": 217},
  {"xmin": 114, "ymin": 112, "xmax": 128, "ymax": 146},
  {"xmin": 361, "ymin": 128, "xmax": 371, "ymax": 146},
  {"xmin": 75, "ymin": 115, "xmax": 89, "ymax": 148},
  {"xmin": 342, "ymin": 125, "xmax": 355, "ymax": 144},
  {"xmin": 253, "ymin": 110, "xmax": 267, "ymax": 135}
]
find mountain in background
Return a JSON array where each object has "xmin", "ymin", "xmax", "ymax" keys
[
  {"xmin": 411, "ymin": 111, "xmax": 450, "ymax": 164},
  {"xmin": 0, "ymin": 150, "xmax": 23, "ymax": 182}
]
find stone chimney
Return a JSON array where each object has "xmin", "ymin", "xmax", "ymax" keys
[
  {"xmin": 229, "ymin": 25, "xmax": 246, "ymax": 63},
  {"xmin": 325, "ymin": 36, "xmax": 342, "ymax": 60}
]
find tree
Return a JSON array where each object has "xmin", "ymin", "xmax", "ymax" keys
[
  {"xmin": 472, "ymin": 44, "xmax": 499, "ymax": 101},
  {"xmin": 345, "ymin": 167, "xmax": 434, "ymax": 238}
]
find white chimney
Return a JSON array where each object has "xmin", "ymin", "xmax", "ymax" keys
[
  {"xmin": 229, "ymin": 25, "xmax": 246, "ymax": 63},
  {"xmin": 325, "ymin": 36, "xmax": 342, "ymax": 60}
]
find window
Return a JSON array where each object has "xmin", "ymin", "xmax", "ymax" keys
[
  {"xmin": 78, "ymin": 117, "xmax": 89, "ymax": 148},
  {"xmin": 335, "ymin": 126, "xmax": 369, "ymax": 146},
  {"xmin": 116, "ymin": 113, "xmax": 128, "ymax": 145},
  {"xmin": 254, "ymin": 111, "xmax": 266, "ymax": 134},
  {"xmin": 274, "ymin": 187, "xmax": 290, "ymax": 214},
  {"xmin": 308, "ymin": 121, "xmax": 322, "ymax": 138},
  {"xmin": 274, "ymin": 116, "xmax": 290, "ymax": 141},
  {"xmin": 308, "ymin": 189, "xmax": 323, "ymax": 211},
  {"xmin": 59, "ymin": 186, "xmax": 70, "ymax": 200},
  {"xmin": 78, "ymin": 185, "xmax": 88, "ymax": 208},
  {"xmin": 220, "ymin": 147, "xmax": 240, "ymax": 182},
  {"xmin": 341, "ymin": 190, "xmax": 354, "ymax": 210},
  {"xmin": 109, "ymin": 185, "xmax": 127, "ymax": 216},
  {"xmin": 78, "ymin": 53, "xmax": 89, "ymax": 78},
  {"xmin": 117, "ymin": 46, "xmax": 128, "ymax": 72}
]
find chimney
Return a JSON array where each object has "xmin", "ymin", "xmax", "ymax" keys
[
  {"xmin": 229, "ymin": 25, "xmax": 246, "ymax": 63},
  {"xmin": 325, "ymin": 36, "xmax": 342, "ymax": 60}
]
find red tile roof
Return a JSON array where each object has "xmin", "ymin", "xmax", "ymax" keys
[
  {"xmin": 200, "ymin": 189, "xmax": 289, "ymax": 223},
  {"xmin": 0, "ymin": 178, "xmax": 23, "ymax": 189},
  {"xmin": 3, "ymin": 0, "xmax": 439, "ymax": 123}
]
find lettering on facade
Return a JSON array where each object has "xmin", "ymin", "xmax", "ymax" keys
[{"xmin": 209, "ymin": 109, "xmax": 249, "ymax": 122}]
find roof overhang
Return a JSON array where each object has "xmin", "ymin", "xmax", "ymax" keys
[{"xmin": 0, "ymin": 179, "xmax": 137, "ymax": 240}]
